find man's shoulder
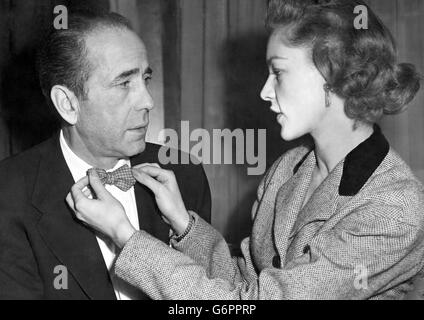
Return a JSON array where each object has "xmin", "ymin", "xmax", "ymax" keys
[
  {"xmin": 0, "ymin": 136, "xmax": 56, "ymax": 174},
  {"xmin": 0, "ymin": 136, "xmax": 58, "ymax": 206}
]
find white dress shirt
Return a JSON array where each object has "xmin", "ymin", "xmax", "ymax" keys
[{"xmin": 59, "ymin": 130, "xmax": 143, "ymax": 300}]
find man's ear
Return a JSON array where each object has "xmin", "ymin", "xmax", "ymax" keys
[{"xmin": 50, "ymin": 85, "xmax": 80, "ymax": 125}]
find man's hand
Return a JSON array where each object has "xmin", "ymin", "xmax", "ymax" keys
[
  {"xmin": 66, "ymin": 170, "xmax": 136, "ymax": 248},
  {"xmin": 132, "ymin": 164, "xmax": 190, "ymax": 235}
]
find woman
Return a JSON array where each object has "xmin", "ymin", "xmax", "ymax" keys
[{"xmin": 67, "ymin": 0, "xmax": 424, "ymax": 299}]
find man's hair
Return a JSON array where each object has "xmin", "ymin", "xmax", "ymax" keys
[
  {"xmin": 36, "ymin": 9, "xmax": 133, "ymax": 105},
  {"xmin": 266, "ymin": 0, "xmax": 421, "ymax": 124}
]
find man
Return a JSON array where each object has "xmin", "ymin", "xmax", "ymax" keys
[{"xmin": 0, "ymin": 10, "xmax": 211, "ymax": 300}]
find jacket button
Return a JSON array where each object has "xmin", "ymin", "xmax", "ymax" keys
[{"xmin": 272, "ymin": 255, "xmax": 281, "ymax": 268}]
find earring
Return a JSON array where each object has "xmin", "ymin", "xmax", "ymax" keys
[{"xmin": 324, "ymin": 83, "xmax": 332, "ymax": 108}]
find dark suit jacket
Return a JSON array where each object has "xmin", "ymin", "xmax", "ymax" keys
[{"xmin": 0, "ymin": 133, "xmax": 211, "ymax": 300}]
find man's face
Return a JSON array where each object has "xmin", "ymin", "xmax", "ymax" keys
[{"xmin": 75, "ymin": 27, "xmax": 153, "ymax": 160}]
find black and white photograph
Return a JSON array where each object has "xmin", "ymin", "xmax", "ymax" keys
[{"xmin": 1, "ymin": 0, "xmax": 424, "ymax": 304}]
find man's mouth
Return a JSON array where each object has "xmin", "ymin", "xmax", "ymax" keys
[{"xmin": 128, "ymin": 124, "xmax": 149, "ymax": 131}]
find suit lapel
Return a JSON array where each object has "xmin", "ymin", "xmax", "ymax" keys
[
  {"xmin": 288, "ymin": 157, "xmax": 344, "ymax": 240},
  {"xmin": 130, "ymin": 152, "xmax": 170, "ymax": 243},
  {"xmin": 273, "ymin": 151, "xmax": 315, "ymax": 265},
  {"xmin": 33, "ymin": 135, "xmax": 116, "ymax": 300},
  {"xmin": 133, "ymin": 182, "xmax": 170, "ymax": 242}
]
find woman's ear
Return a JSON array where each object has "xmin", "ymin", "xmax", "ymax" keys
[{"xmin": 50, "ymin": 85, "xmax": 80, "ymax": 125}]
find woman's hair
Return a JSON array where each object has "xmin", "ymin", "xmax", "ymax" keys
[{"xmin": 266, "ymin": 0, "xmax": 421, "ymax": 123}]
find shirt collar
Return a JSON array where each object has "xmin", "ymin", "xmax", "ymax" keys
[{"xmin": 59, "ymin": 130, "xmax": 131, "ymax": 182}]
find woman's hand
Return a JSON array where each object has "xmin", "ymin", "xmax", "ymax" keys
[
  {"xmin": 132, "ymin": 164, "xmax": 190, "ymax": 235},
  {"xmin": 66, "ymin": 170, "xmax": 136, "ymax": 248}
]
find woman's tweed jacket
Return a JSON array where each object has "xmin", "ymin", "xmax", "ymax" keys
[{"xmin": 115, "ymin": 126, "xmax": 424, "ymax": 299}]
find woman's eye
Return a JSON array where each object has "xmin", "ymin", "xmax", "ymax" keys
[
  {"xmin": 272, "ymin": 69, "xmax": 282, "ymax": 78},
  {"xmin": 271, "ymin": 69, "xmax": 285, "ymax": 83}
]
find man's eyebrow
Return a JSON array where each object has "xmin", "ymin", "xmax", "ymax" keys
[
  {"xmin": 113, "ymin": 68, "xmax": 140, "ymax": 82},
  {"xmin": 266, "ymin": 56, "xmax": 287, "ymax": 66}
]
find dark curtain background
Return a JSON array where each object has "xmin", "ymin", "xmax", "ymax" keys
[{"xmin": 0, "ymin": 0, "xmax": 110, "ymax": 156}]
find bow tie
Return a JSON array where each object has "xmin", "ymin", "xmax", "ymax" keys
[{"xmin": 87, "ymin": 164, "xmax": 136, "ymax": 192}]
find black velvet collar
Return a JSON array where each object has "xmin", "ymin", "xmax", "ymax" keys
[
  {"xmin": 339, "ymin": 124, "xmax": 389, "ymax": 196},
  {"xmin": 293, "ymin": 125, "xmax": 389, "ymax": 196}
]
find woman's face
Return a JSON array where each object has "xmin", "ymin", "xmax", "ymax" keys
[{"xmin": 260, "ymin": 31, "xmax": 329, "ymax": 141}]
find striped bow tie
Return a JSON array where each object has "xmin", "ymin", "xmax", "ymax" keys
[{"xmin": 87, "ymin": 164, "xmax": 136, "ymax": 192}]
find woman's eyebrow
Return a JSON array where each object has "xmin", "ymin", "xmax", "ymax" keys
[{"xmin": 266, "ymin": 56, "xmax": 287, "ymax": 66}]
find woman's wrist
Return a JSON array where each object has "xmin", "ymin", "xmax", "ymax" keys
[
  {"xmin": 174, "ymin": 212, "xmax": 194, "ymax": 242},
  {"xmin": 113, "ymin": 221, "xmax": 137, "ymax": 249},
  {"xmin": 171, "ymin": 210, "xmax": 190, "ymax": 236}
]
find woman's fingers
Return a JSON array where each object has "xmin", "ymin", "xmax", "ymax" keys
[
  {"xmin": 66, "ymin": 192, "xmax": 74, "ymax": 209},
  {"xmin": 82, "ymin": 187, "xmax": 93, "ymax": 199},
  {"xmin": 70, "ymin": 176, "xmax": 89, "ymax": 204},
  {"xmin": 88, "ymin": 170, "xmax": 109, "ymax": 200},
  {"xmin": 74, "ymin": 176, "xmax": 89, "ymax": 189},
  {"xmin": 133, "ymin": 165, "xmax": 173, "ymax": 184},
  {"xmin": 132, "ymin": 169, "xmax": 163, "ymax": 194},
  {"xmin": 66, "ymin": 176, "xmax": 94, "ymax": 211},
  {"xmin": 134, "ymin": 163, "xmax": 161, "ymax": 169}
]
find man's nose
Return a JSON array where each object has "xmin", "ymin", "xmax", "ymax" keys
[
  {"xmin": 260, "ymin": 75, "xmax": 275, "ymax": 102},
  {"xmin": 134, "ymin": 83, "xmax": 154, "ymax": 111}
]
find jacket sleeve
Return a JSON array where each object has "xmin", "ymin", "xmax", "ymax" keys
[
  {"xmin": 164, "ymin": 155, "xmax": 282, "ymax": 283},
  {"xmin": 0, "ymin": 166, "xmax": 44, "ymax": 299},
  {"xmin": 114, "ymin": 194, "xmax": 424, "ymax": 300}
]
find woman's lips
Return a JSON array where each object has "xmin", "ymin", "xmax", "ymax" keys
[
  {"xmin": 270, "ymin": 104, "xmax": 280, "ymax": 114},
  {"xmin": 277, "ymin": 113, "xmax": 284, "ymax": 122}
]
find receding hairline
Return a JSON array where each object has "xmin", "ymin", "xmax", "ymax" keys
[{"xmin": 77, "ymin": 25, "xmax": 147, "ymax": 89}]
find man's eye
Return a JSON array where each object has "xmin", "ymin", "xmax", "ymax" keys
[
  {"xmin": 119, "ymin": 80, "xmax": 131, "ymax": 88},
  {"xmin": 143, "ymin": 74, "xmax": 152, "ymax": 84}
]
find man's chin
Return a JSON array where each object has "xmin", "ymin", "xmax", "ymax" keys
[{"xmin": 125, "ymin": 140, "xmax": 147, "ymax": 158}]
